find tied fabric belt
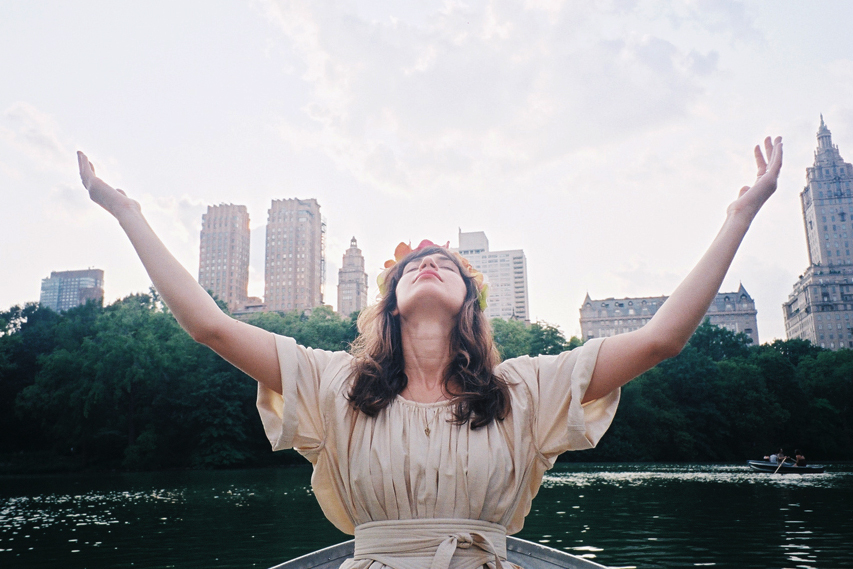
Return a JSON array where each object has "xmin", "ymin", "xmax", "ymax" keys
[{"xmin": 353, "ymin": 518, "xmax": 507, "ymax": 569}]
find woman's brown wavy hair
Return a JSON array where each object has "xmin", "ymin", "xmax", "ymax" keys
[{"xmin": 348, "ymin": 246, "xmax": 510, "ymax": 429}]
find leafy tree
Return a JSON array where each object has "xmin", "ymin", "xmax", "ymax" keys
[
  {"xmin": 688, "ymin": 319, "xmax": 752, "ymax": 361},
  {"xmin": 491, "ymin": 318, "xmax": 530, "ymax": 359},
  {"xmin": 709, "ymin": 360, "xmax": 788, "ymax": 457},
  {"xmin": 750, "ymin": 344, "xmax": 808, "ymax": 449},
  {"xmin": 796, "ymin": 349, "xmax": 853, "ymax": 456},
  {"xmin": 490, "ymin": 319, "xmax": 581, "ymax": 360},
  {"xmin": 17, "ymin": 294, "xmax": 164, "ymax": 465},
  {"xmin": 766, "ymin": 337, "xmax": 824, "ymax": 367},
  {"xmin": 0, "ymin": 303, "xmax": 65, "ymax": 452},
  {"xmin": 4, "ymin": 295, "xmax": 853, "ymax": 470},
  {"xmin": 245, "ymin": 306, "xmax": 359, "ymax": 351},
  {"xmin": 528, "ymin": 322, "xmax": 571, "ymax": 356}
]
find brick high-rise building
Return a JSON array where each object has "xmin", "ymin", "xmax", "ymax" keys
[
  {"xmin": 198, "ymin": 204, "xmax": 250, "ymax": 311},
  {"xmin": 39, "ymin": 268, "xmax": 104, "ymax": 312},
  {"xmin": 337, "ymin": 236, "xmax": 369, "ymax": 317},
  {"xmin": 581, "ymin": 285, "xmax": 759, "ymax": 345},
  {"xmin": 783, "ymin": 116, "xmax": 853, "ymax": 350},
  {"xmin": 455, "ymin": 230, "xmax": 529, "ymax": 322},
  {"xmin": 265, "ymin": 198, "xmax": 325, "ymax": 313}
]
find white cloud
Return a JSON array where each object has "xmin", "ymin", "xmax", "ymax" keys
[
  {"xmin": 0, "ymin": 102, "xmax": 73, "ymax": 172},
  {"xmin": 662, "ymin": 0, "xmax": 761, "ymax": 43},
  {"xmin": 261, "ymin": 0, "xmax": 723, "ymax": 207},
  {"xmin": 140, "ymin": 194, "xmax": 208, "ymax": 269}
]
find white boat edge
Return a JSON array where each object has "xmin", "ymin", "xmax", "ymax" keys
[{"xmin": 269, "ymin": 536, "xmax": 611, "ymax": 569}]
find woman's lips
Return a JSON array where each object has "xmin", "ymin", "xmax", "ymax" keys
[{"xmin": 414, "ymin": 270, "xmax": 441, "ymax": 282}]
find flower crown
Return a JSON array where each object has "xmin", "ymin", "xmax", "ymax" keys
[{"xmin": 377, "ymin": 239, "xmax": 489, "ymax": 311}]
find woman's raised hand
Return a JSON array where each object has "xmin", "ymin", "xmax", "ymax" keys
[
  {"xmin": 728, "ymin": 136, "xmax": 783, "ymax": 220},
  {"xmin": 77, "ymin": 151, "xmax": 140, "ymax": 218}
]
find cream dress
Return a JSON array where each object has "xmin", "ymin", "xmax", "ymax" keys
[{"xmin": 257, "ymin": 335, "xmax": 619, "ymax": 566}]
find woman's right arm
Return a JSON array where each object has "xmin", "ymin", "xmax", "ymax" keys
[{"xmin": 77, "ymin": 151, "xmax": 282, "ymax": 394}]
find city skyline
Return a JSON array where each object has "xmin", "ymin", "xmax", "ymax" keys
[
  {"xmin": 4, "ymin": 2, "xmax": 853, "ymax": 341},
  {"xmin": 264, "ymin": 198, "xmax": 325, "ymax": 313},
  {"xmin": 581, "ymin": 285, "xmax": 759, "ymax": 346},
  {"xmin": 456, "ymin": 230, "xmax": 530, "ymax": 322},
  {"xmin": 337, "ymin": 237, "xmax": 369, "ymax": 318},
  {"xmin": 198, "ymin": 203, "xmax": 251, "ymax": 311},
  {"xmin": 39, "ymin": 268, "xmax": 104, "ymax": 313},
  {"xmin": 783, "ymin": 117, "xmax": 853, "ymax": 350}
]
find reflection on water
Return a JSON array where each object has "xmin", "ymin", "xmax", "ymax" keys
[
  {"xmin": 542, "ymin": 463, "xmax": 843, "ymax": 489},
  {"xmin": 1, "ymin": 464, "xmax": 851, "ymax": 568},
  {"xmin": 0, "ymin": 469, "xmax": 341, "ymax": 568},
  {"xmin": 522, "ymin": 464, "xmax": 853, "ymax": 569}
]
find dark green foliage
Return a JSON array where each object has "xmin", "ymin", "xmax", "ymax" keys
[
  {"xmin": 688, "ymin": 318, "xmax": 753, "ymax": 360},
  {"xmin": 490, "ymin": 318, "xmax": 582, "ymax": 359},
  {"xmin": 243, "ymin": 306, "xmax": 359, "ymax": 351},
  {"xmin": 2, "ymin": 297, "xmax": 851, "ymax": 471},
  {"xmin": 576, "ymin": 322, "xmax": 850, "ymax": 463},
  {"xmin": 0, "ymin": 303, "xmax": 65, "ymax": 452},
  {"xmin": 490, "ymin": 319, "xmax": 530, "ymax": 359},
  {"xmin": 3, "ymin": 294, "xmax": 358, "ymax": 471}
]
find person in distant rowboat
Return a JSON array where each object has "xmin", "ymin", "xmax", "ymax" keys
[
  {"xmin": 766, "ymin": 448, "xmax": 789, "ymax": 465},
  {"xmin": 795, "ymin": 450, "xmax": 807, "ymax": 467},
  {"xmin": 76, "ymin": 136, "xmax": 782, "ymax": 569}
]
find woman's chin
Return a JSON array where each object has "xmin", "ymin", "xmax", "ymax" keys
[{"xmin": 398, "ymin": 298, "xmax": 464, "ymax": 323}]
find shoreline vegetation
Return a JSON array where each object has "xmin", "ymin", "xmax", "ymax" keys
[{"xmin": 1, "ymin": 293, "xmax": 851, "ymax": 475}]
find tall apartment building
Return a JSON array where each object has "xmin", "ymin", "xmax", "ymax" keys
[
  {"xmin": 265, "ymin": 198, "xmax": 325, "ymax": 313},
  {"xmin": 455, "ymin": 230, "xmax": 530, "ymax": 321},
  {"xmin": 39, "ymin": 268, "xmax": 104, "ymax": 312},
  {"xmin": 783, "ymin": 116, "xmax": 853, "ymax": 350},
  {"xmin": 337, "ymin": 237, "xmax": 369, "ymax": 317},
  {"xmin": 198, "ymin": 204, "xmax": 250, "ymax": 311},
  {"xmin": 581, "ymin": 285, "xmax": 759, "ymax": 345}
]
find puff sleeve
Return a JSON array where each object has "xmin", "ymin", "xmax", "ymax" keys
[
  {"xmin": 255, "ymin": 334, "xmax": 352, "ymax": 461},
  {"xmin": 500, "ymin": 337, "xmax": 620, "ymax": 464}
]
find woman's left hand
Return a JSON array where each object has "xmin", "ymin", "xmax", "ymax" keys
[
  {"xmin": 584, "ymin": 135, "xmax": 783, "ymax": 403},
  {"xmin": 727, "ymin": 136, "xmax": 783, "ymax": 220}
]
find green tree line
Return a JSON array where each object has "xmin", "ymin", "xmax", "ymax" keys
[{"xmin": 1, "ymin": 295, "xmax": 850, "ymax": 472}]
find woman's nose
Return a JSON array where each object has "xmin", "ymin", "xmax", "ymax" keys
[{"xmin": 418, "ymin": 255, "xmax": 439, "ymax": 269}]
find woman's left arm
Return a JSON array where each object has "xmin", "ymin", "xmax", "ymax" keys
[{"xmin": 583, "ymin": 136, "xmax": 783, "ymax": 403}]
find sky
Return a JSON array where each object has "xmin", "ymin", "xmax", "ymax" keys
[{"xmin": 3, "ymin": 0, "xmax": 853, "ymax": 342}]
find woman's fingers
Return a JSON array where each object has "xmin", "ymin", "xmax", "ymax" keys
[
  {"xmin": 769, "ymin": 137, "xmax": 783, "ymax": 173},
  {"xmin": 754, "ymin": 144, "xmax": 767, "ymax": 176},
  {"xmin": 753, "ymin": 136, "xmax": 783, "ymax": 181},
  {"xmin": 77, "ymin": 151, "xmax": 88, "ymax": 183},
  {"xmin": 77, "ymin": 151, "xmax": 98, "ymax": 190}
]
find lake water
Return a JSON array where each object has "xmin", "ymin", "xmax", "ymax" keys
[{"xmin": 1, "ymin": 463, "xmax": 851, "ymax": 568}]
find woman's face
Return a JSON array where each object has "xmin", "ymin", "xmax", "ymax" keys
[{"xmin": 394, "ymin": 252, "xmax": 468, "ymax": 320}]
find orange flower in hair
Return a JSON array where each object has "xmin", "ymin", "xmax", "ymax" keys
[{"xmin": 377, "ymin": 239, "xmax": 489, "ymax": 311}]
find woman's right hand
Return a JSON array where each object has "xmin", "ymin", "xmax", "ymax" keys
[{"xmin": 77, "ymin": 151, "xmax": 141, "ymax": 219}]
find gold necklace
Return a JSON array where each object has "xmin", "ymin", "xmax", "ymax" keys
[
  {"xmin": 424, "ymin": 408, "xmax": 441, "ymax": 437},
  {"xmin": 401, "ymin": 387, "xmax": 447, "ymax": 437}
]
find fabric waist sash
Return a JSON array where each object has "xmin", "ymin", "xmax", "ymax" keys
[{"xmin": 353, "ymin": 518, "xmax": 507, "ymax": 569}]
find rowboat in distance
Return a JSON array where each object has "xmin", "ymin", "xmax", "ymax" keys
[
  {"xmin": 269, "ymin": 536, "xmax": 610, "ymax": 569},
  {"xmin": 747, "ymin": 460, "xmax": 825, "ymax": 474}
]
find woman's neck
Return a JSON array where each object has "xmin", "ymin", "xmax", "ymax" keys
[{"xmin": 399, "ymin": 316, "xmax": 454, "ymax": 401}]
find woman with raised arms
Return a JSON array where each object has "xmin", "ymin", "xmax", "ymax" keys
[{"xmin": 77, "ymin": 136, "xmax": 782, "ymax": 569}]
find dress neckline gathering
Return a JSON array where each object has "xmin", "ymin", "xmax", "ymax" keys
[{"xmin": 394, "ymin": 394, "xmax": 456, "ymax": 409}]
